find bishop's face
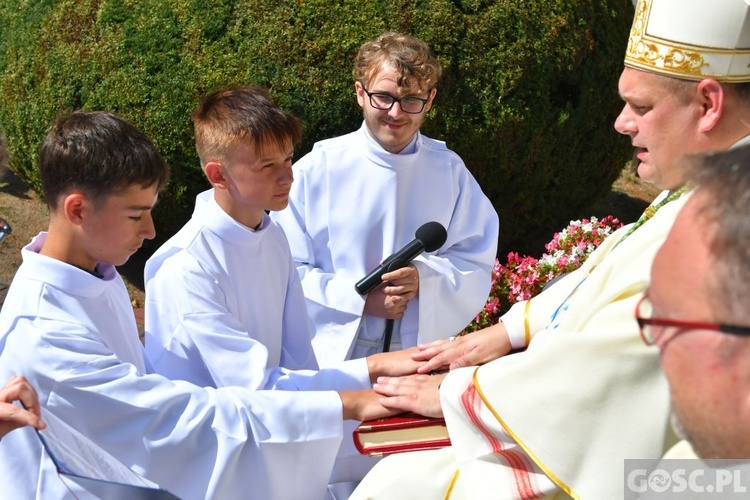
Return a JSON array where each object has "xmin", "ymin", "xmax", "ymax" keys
[{"xmin": 614, "ymin": 67, "xmax": 704, "ymax": 191}]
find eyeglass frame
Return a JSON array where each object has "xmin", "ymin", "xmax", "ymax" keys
[
  {"xmin": 359, "ymin": 85, "xmax": 433, "ymax": 114},
  {"xmin": 635, "ymin": 293, "xmax": 750, "ymax": 346}
]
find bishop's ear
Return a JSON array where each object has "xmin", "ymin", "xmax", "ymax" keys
[{"xmin": 696, "ymin": 78, "xmax": 724, "ymax": 133}]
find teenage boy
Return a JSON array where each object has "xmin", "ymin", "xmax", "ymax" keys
[
  {"xmin": 146, "ymin": 85, "xmax": 382, "ymax": 390},
  {"xmin": 271, "ymin": 32, "xmax": 499, "ymax": 366},
  {"xmin": 144, "ymin": 85, "xmax": 423, "ymax": 498},
  {"xmin": 0, "ymin": 110, "xmax": 402, "ymax": 499}
]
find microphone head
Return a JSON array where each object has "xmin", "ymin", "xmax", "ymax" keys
[{"xmin": 415, "ymin": 222, "xmax": 447, "ymax": 252}]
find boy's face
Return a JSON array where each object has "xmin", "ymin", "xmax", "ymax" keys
[
  {"xmin": 219, "ymin": 140, "xmax": 295, "ymax": 222},
  {"xmin": 81, "ymin": 183, "xmax": 158, "ymax": 269}
]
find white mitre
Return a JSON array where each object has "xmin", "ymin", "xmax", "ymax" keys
[{"xmin": 625, "ymin": 0, "xmax": 750, "ymax": 82}]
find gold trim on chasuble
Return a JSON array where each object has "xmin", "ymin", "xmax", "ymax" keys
[
  {"xmin": 443, "ymin": 469, "xmax": 460, "ymax": 500},
  {"xmin": 473, "ymin": 368, "xmax": 580, "ymax": 499},
  {"xmin": 523, "ymin": 300, "xmax": 532, "ymax": 346}
]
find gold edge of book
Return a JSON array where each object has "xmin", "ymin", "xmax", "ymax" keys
[{"xmin": 359, "ymin": 424, "xmax": 449, "ymax": 448}]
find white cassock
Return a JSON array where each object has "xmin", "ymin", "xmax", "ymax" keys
[
  {"xmin": 144, "ymin": 190, "xmax": 378, "ymax": 497},
  {"xmin": 271, "ymin": 123, "xmax": 499, "ymax": 366},
  {"xmin": 144, "ymin": 189, "xmax": 370, "ymax": 393},
  {"xmin": 352, "ymin": 191, "xmax": 688, "ymax": 499},
  {"xmin": 0, "ymin": 233, "xmax": 352, "ymax": 500}
]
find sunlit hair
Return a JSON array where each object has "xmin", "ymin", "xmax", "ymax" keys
[
  {"xmin": 191, "ymin": 86, "xmax": 302, "ymax": 168},
  {"xmin": 688, "ymin": 143, "xmax": 750, "ymax": 324},
  {"xmin": 40, "ymin": 111, "xmax": 169, "ymax": 210},
  {"xmin": 353, "ymin": 32, "xmax": 442, "ymax": 94}
]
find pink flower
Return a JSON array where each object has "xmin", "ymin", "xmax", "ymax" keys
[
  {"xmin": 460, "ymin": 214, "xmax": 624, "ymax": 334},
  {"xmin": 485, "ymin": 297, "xmax": 500, "ymax": 314}
]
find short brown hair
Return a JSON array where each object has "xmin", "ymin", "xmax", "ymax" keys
[
  {"xmin": 688, "ymin": 144, "xmax": 750, "ymax": 324},
  {"xmin": 40, "ymin": 111, "xmax": 169, "ymax": 210},
  {"xmin": 191, "ymin": 86, "xmax": 303, "ymax": 167},
  {"xmin": 353, "ymin": 32, "xmax": 442, "ymax": 93}
]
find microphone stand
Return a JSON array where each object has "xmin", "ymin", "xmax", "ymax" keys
[{"xmin": 383, "ymin": 319, "xmax": 394, "ymax": 352}]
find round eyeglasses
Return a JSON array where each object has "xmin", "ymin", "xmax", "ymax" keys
[
  {"xmin": 360, "ymin": 86, "xmax": 431, "ymax": 114},
  {"xmin": 635, "ymin": 293, "xmax": 750, "ymax": 346}
]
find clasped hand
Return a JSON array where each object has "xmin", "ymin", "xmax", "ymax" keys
[{"xmin": 363, "ymin": 265, "xmax": 419, "ymax": 319}]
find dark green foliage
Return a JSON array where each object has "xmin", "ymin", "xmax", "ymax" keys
[{"xmin": 0, "ymin": 0, "xmax": 633, "ymax": 255}]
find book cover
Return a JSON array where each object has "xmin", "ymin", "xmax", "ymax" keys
[
  {"xmin": 353, "ymin": 412, "xmax": 451, "ymax": 457},
  {"xmin": 35, "ymin": 408, "xmax": 180, "ymax": 499}
]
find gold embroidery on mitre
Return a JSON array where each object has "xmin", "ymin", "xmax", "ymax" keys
[
  {"xmin": 625, "ymin": 0, "xmax": 708, "ymax": 77},
  {"xmin": 626, "ymin": 0, "xmax": 649, "ymax": 51}
]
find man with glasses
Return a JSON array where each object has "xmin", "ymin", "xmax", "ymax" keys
[
  {"xmin": 271, "ymin": 31, "xmax": 498, "ymax": 497},
  {"xmin": 638, "ymin": 145, "xmax": 750, "ymax": 459},
  {"xmin": 352, "ymin": 1, "xmax": 750, "ymax": 498},
  {"xmin": 271, "ymin": 32, "xmax": 498, "ymax": 366}
]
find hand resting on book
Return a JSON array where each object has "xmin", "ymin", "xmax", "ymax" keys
[{"xmin": 372, "ymin": 372, "xmax": 446, "ymax": 418}]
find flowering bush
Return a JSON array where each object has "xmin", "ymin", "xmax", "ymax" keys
[{"xmin": 462, "ymin": 215, "xmax": 623, "ymax": 333}]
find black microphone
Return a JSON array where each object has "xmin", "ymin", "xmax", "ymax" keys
[{"xmin": 355, "ymin": 221, "xmax": 448, "ymax": 296}]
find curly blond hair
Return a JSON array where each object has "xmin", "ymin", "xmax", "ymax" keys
[{"xmin": 353, "ymin": 32, "xmax": 442, "ymax": 93}]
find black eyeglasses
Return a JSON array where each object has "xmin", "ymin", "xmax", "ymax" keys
[
  {"xmin": 360, "ymin": 86, "xmax": 431, "ymax": 114},
  {"xmin": 635, "ymin": 293, "xmax": 750, "ymax": 346}
]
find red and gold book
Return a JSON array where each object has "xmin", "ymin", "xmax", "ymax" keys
[{"xmin": 353, "ymin": 412, "xmax": 451, "ymax": 457}]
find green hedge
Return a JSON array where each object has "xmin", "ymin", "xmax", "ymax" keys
[{"xmin": 0, "ymin": 0, "xmax": 633, "ymax": 255}]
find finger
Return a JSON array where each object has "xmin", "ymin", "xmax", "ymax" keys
[
  {"xmin": 378, "ymin": 396, "xmax": 421, "ymax": 414},
  {"xmin": 0, "ymin": 404, "xmax": 44, "ymax": 431},
  {"xmin": 372, "ymin": 381, "xmax": 418, "ymax": 398},
  {"xmin": 419, "ymin": 344, "xmax": 459, "ymax": 369},
  {"xmin": 389, "ymin": 264, "xmax": 417, "ymax": 278},
  {"xmin": 416, "ymin": 339, "xmax": 450, "ymax": 351},
  {"xmin": 449, "ymin": 354, "xmax": 473, "ymax": 370},
  {"xmin": 379, "ymin": 395, "xmax": 443, "ymax": 419},
  {"xmin": 0, "ymin": 378, "xmax": 46, "ymax": 429},
  {"xmin": 416, "ymin": 356, "xmax": 450, "ymax": 373},
  {"xmin": 373, "ymin": 376, "xmax": 411, "ymax": 390},
  {"xmin": 373, "ymin": 375, "xmax": 429, "ymax": 392},
  {"xmin": 382, "ymin": 284, "xmax": 410, "ymax": 297},
  {"xmin": 411, "ymin": 347, "xmax": 440, "ymax": 361},
  {"xmin": 15, "ymin": 382, "xmax": 42, "ymax": 418}
]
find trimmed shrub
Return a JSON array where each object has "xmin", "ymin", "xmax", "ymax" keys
[{"xmin": 0, "ymin": 0, "xmax": 633, "ymax": 255}]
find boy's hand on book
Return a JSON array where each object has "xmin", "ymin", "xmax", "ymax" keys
[
  {"xmin": 413, "ymin": 323, "xmax": 513, "ymax": 373},
  {"xmin": 339, "ymin": 389, "xmax": 401, "ymax": 422},
  {"xmin": 372, "ymin": 373, "xmax": 445, "ymax": 419},
  {"xmin": 366, "ymin": 347, "xmax": 424, "ymax": 382}
]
